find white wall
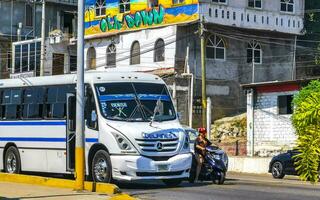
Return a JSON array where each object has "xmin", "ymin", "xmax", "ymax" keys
[
  {"xmin": 84, "ymin": 26, "xmax": 177, "ymax": 73},
  {"xmin": 200, "ymin": 0, "xmax": 304, "ymax": 35},
  {"xmin": 251, "ymin": 91, "xmax": 298, "ymax": 157}
]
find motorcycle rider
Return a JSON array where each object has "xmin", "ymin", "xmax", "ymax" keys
[{"xmin": 195, "ymin": 127, "xmax": 212, "ymax": 182}]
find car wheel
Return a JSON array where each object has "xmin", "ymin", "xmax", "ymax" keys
[
  {"xmin": 91, "ymin": 150, "xmax": 112, "ymax": 183},
  {"xmin": 271, "ymin": 161, "xmax": 285, "ymax": 179},
  {"xmin": 4, "ymin": 146, "xmax": 21, "ymax": 174}
]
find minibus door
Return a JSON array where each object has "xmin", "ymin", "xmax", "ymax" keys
[{"xmin": 66, "ymin": 93, "xmax": 76, "ymax": 172}]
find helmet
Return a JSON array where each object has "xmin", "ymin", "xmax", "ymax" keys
[{"xmin": 198, "ymin": 127, "xmax": 207, "ymax": 134}]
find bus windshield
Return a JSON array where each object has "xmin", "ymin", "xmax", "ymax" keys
[{"xmin": 95, "ymin": 82, "xmax": 176, "ymax": 122}]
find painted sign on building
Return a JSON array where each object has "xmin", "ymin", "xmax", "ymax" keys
[{"xmin": 85, "ymin": 0, "xmax": 199, "ymax": 36}]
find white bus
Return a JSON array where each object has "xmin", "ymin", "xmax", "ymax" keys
[{"xmin": 0, "ymin": 72, "xmax": 192, "ymax": 186}]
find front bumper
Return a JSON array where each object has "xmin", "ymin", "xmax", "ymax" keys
[{"xmin": 110, "ymin": 153, "xmax": 192, "ymax": 181}]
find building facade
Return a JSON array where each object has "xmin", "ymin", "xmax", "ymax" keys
[
  {"xmin": 82, "ymin": 0, "xmax": 305, "ymax": 126},
  {"xmin": 0, "ymin": 0, "xmax": 77, "ymax": 78},
  {"xmin": 242, "ymin": 79, "xmax": 314, "ymax": 157}
]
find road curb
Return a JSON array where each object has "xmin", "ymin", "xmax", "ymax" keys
[
  {"xmin": 110, "ymin": 193, "xmax": 137, "ymax": 200},
  {"xmin": 0, "ymin": 172, "xmax": 122, "ymax": 196}
]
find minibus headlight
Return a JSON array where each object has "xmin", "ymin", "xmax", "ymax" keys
[
  {"xmin": 180, "ymin": 134, "xmax": 190, "ymax": 153},
  {"xmin": 111, "ymin": 132, "xmax": 137, "ymax": 153},
  {"xmin": 183, "ymin": 135, "xmax": 190, "ymax": 149}
]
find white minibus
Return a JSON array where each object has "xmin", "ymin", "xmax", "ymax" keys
[{"xmin": 0, "ymin": 72, "xmax": 191, "ymax": 186}]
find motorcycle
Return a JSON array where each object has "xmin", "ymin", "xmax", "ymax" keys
[{"xmin": 189, "ymin": 145, "xmax": 228, "ymax": 184}]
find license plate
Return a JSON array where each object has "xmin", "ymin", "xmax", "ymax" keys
[{"xmin": 158, "ymin": 164, "xmax": 168, "ymax": 172}]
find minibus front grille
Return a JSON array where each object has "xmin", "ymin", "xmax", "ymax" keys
[
  {"xmin": 136, "ymin": 170, "xmax": 184, "ymax": 177},
  {"xmin": 136, "ymin": 138, "xmax": 179, "ymax": 153},
  {"xmin": 144, "ymin": 156, "xmax": 172, "ymax": 161}
]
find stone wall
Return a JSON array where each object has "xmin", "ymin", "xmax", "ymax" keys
[{"xmin": 253, "ymin": 91, "xmax": 298, "ymax": 156}]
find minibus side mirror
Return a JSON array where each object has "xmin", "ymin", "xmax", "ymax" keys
[
  {"xmin": 91, "ymin": 110, "xmax": 97, "ymax": 122},
  {"xmin": 87, "ymin": 110, "xmax": 98, "ymax": 130}
]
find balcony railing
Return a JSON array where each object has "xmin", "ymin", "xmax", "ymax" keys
[
  {"xmin": 200, "ymin": 2, "xmax": 304, "ymax": 35},
  {"xmin": 46, "ymin": 0, "xmax": 77, "ymax": 5}
]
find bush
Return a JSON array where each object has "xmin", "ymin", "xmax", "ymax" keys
[{"xmin": 292, "ymin": 80, "xmax": 320, "ymax": 183}]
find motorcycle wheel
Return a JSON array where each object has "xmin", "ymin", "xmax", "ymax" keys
[{"xmin": 212, "ymin": 171, "xmax": 226, "ymax": 185}]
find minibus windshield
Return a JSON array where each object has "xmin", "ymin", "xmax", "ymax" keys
[{"xmin": 95, "ymin": 82, "xmax": 176, "ymax": 122}]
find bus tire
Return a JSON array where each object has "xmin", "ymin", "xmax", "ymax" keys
[
  {"xmin": 91, "ymin": 150, "xmax": 112, "ymax": 183},
  {"xmin": 4, "ymin": 146, "xmax": 21, "ymax": 174}
]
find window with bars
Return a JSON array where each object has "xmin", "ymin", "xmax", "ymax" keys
[
  {"xmin": 247, "ymin": 40, "xmax": 262, "ymax": 64},
  {"xmin": 106, "ymin": 44, "xmax": 116, "ymax": 67},
  {"xmin": 248, "ymin": 0, "xmax": 262, "ymax": 8},
  {"xmin": 95, "ymin": 0, "xmax": 106, "ymax": 17},
  {"xmin": 280, "ymin": 0, "xmax": 294, "ymax": 12},
  {"xmin": 119, "ymin": 0, "xmax": 130, "ymax": 13},
  {"xmin": 154, "ymin": 39, "xmax": 165, "ymax": 62},
  {"xmin": 206, "ymin": 35, "xmax": 226, "ymax": 60}
]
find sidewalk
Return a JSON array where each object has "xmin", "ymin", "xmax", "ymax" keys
[
  {"xmin": 0, "ymin": 182, "xmax": 111, "ymax": 200},
  {"xmin": 227, "ymin": 172, "xmax": 320, "ymax": 187}
]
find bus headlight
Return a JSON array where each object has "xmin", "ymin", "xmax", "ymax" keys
[{"xmin": 111, "ymin": 131, "xmax": 137, "ymax": 154}]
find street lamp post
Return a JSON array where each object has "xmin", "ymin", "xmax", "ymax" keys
[{"xmin": 75, "ymin": 0, "xmax": 85, "ymax": 190}]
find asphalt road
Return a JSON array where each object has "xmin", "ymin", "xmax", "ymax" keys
[{"xmin": 118, "ymin": 173, "xmax": 320, "ymax": 200}]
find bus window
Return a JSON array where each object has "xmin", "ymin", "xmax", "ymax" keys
[
  {"xmin": 45, "ymin": 85, "xmax": 75, "ymax": 119},
  {"xmin": 22, "ymin": 87, "xmax": 45, "ymax": 119},
  {"xmin": 1, "ymin": 89, "xmax": 22, "ymax": 120}
]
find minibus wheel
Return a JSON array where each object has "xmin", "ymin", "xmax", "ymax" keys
[
  {"xmin": 4, "ymin": 146, "xmax": 21, "ymax": 174},
  {"xmin": 91, "ymin": 150, "xmax": 112, "ymax": 183}
]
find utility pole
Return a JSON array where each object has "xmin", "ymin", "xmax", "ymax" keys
[
  {"xmin": 200, "ymin": 16, "xmax": 207, "ymax": 127},
  {"xmin": 40, "ymin": 0, "xmax": 46, "ymax": 76},
  {"xmin": 75, "ymin": 0, "xmax": 85, "ymax": 191}
]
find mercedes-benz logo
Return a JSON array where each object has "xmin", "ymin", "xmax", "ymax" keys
[{"xmin": 155, "ymin": 142, "xmax": 163, "ymax": 151}]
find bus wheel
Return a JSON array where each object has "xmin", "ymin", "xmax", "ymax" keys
[
  {"xmin": 4, "ymin": 146, "xmax": 21, "ymax": 174},
  {"xmin": 91, "ymin": 150, "xmax": 112, "ymax": 183}
]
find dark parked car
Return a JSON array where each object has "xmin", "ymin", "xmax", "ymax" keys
[{"xmin": 268, "ymin": 150, "xmax": 299, "ymax": 179}]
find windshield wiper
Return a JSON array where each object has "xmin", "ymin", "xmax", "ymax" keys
[
  {"xmin": 130, "ymin": 83, "xmax": 148, "ymax": 121},
  {"xmin": 149, "ymin": 86, "xmax": 166, "ymax": 126}
]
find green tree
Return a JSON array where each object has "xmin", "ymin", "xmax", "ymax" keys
[{"xmin": 292, "ymin": 80, "xmax": 320, "ymax": 183}]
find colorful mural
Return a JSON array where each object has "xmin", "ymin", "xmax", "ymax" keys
[{"xmin": 85, "ymin": 0, "xmax": 199, "ymax": 36}]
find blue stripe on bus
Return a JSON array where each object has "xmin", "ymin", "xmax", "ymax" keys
[
  {"xmin": 85, "ymin": 138, "xmax": 99, "ymax": 143},
  {"xmin": 99, "ymin": 94, "xmax": 171, "ymax": 101},
  {"xmin": 0, "ymin": 121, "xmax": 66, "ymax": 126},
  {"xmin": 0, "ymin": 137, "xmax": 98, "ymax": 143},
  {"xmin": 99, "ymin": 94, "xmax": 135, "ymax": 101},
  {"xmin": 138, "ymin": 94, "xmax": 170, "ymax": 101}
]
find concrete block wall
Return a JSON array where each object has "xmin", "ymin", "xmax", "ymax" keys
[{"xmin": 253, "ymin": 91, "xmax": 298, "ymax": 156}]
